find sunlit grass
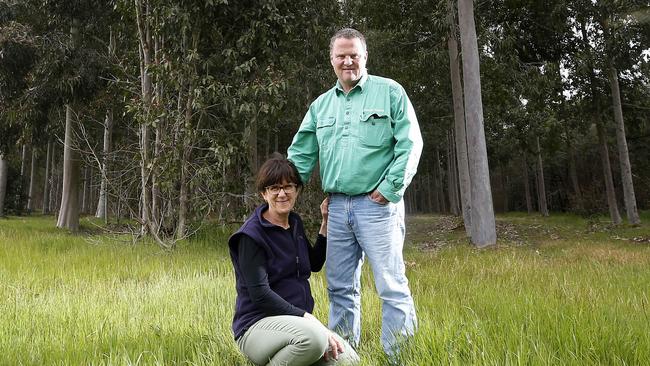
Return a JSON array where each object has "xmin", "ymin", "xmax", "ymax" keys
[{"xmin": 1, "ymin": 212, "xmax": 649, "ymax": 365}]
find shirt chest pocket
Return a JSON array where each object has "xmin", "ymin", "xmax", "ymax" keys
[
  {"xmin": 359, "ymin": 112, "xmax": 393, "ymax": 147},
  {"xmin": 316, "ymin": 117, "xmax": 336, "ymax": 146}
]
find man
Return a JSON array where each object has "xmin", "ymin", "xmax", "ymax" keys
[{"xmin": 287, "ymin": 28, "xmax": 422, "ymax": 357}]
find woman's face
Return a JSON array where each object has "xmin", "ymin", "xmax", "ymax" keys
[{"xmin": 261, "ymin": 179, "xmax": 299, "ymax": 216}]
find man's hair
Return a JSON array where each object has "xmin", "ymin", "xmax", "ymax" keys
[
  {"xmin": 329, "ymin": 28, "xmax": 367, "ymax": 54},
  {"xmin": 255, "ymin": 152, "xmax": 303, "ymax": 193}
]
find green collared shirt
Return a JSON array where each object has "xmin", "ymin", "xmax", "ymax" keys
[{"xmin": 288, "ymin": 73, "xmax": 422, "ymax": 203}]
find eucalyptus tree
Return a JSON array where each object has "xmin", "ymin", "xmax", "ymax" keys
[
  {"xmin": 458, "ymin": 0, "xmax": 496, "ymax": 246},
  {"xmin": 568, "ymin": 2, "xmax": 622, "ymax": 223},
  {"xmin": 447, "ymin": 0, "xmax": 471, "ymax": 233},
  {"xmin": 595, "ymin": 0, "xmax": 648, "ymax": 224}
]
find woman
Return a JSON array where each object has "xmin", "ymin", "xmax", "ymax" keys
[{"xmin": 228, "ymin": 154, "xmax": 359, "ymax": 366}]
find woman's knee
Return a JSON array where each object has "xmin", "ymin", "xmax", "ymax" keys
[{"xmin": 295, "ymin": 320, "xmax": 329, "ymax": 359}]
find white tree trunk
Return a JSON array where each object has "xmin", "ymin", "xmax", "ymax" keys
[
  {"xmin": 447, "ymin": 1, "xmax": 472, "ymax": 235},
  {"xmin": 151, "ymin": 34, "xmax": 162, "ymax": 231},
  {"xmin": 447, "ymin": 130, "xmax": 460, "ymax": 215},
  {"xmin": 56, "ymin": 105, "xmax": 81, "ymax": 231},
  {"xmin": 608, "ymin": 66, "xmax": 640, "ymax": 224},
  {"xmin": 135, "ymin": 0, "xmax": 153, "ymax": 234},
  {"xmin": 27, "ymin": 148, "xmax": 37, "ymax": 212},
  {"xmin": 580, "ymin": 20, "xmax": 621, "ymax": 225},
  {"xmin": 96, "ymin": 109, "xmax": 112, "ymax": 221},
  {"xmin": 597, "ymin": 121, "xmax": 622, "ymax": 225},
  {"xmin": 43, "ymin": 140, "xmax": 52, "ymax": 214},
  {"xmin": 82, "ymin": 166, "xmax": 89, "ymax": 214},
  {"xmin": 0, "ymin": 155, "xmax": 8, "ymax": 216},
  {"xmin": 458, "ymin": 0, "xmax": 496, "ymax": 247}
]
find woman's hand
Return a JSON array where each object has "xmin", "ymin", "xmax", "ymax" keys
[
  {"xmin": 303, "ymin": 312, "xmax": 343, "ymax": 362},
  {"xmin": 319, "ymin": 197, "xmax": 329, "ymax": 236},
  {"xmin": 323, "ymin": 331, "xmax": 344, "ymax": 362}
]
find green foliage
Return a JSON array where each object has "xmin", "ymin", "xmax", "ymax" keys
[{"xmin": 3, "ymin": 0, "xmax": 650, "ymax": 224}]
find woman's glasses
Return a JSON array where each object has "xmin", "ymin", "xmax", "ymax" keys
[{"xmin": 265, "ymin": 183, "xmax": 298, "ymax": 195}]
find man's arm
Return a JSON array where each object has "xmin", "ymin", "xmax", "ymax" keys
[
  {"xmin": 287, "ymin": 106, "xmax": 319, "ymax": 184},
  {"xmin": 376, "ymin": 84, "xmax": 423, "ymax": 203}
]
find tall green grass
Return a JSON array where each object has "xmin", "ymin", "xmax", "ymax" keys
[{"xmin": 1, "ymin": 213, "xmax": 649, "ymax": 365}]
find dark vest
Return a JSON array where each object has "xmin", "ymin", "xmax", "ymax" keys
[{"xmin": 228, "ymin": 204, "xmax": 314, "ymax": 339}]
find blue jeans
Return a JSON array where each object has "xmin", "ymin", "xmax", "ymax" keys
[{"xmin": 326, "ymin": 193, "xmax": 417, "ymax": 355}]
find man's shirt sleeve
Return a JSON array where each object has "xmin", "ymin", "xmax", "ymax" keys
[
  {"xmin": 287, "ymin": 105, "xmax": 319, "ymax": 185},
  {"xmin": 377, "ymin": 84, "xmax": 423, "ymax": 202}
]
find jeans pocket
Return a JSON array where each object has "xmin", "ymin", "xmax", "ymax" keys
[{"xmin": 366, "ymin": 193, "xmax": 389, "ymax": 206}]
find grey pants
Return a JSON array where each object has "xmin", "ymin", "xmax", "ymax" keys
[{"xmin": 237, "ymin": 315, "xmax": 360, "ymax": 366}]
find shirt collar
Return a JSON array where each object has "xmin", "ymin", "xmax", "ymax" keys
[
  {"xmin": 256, "ymin": 203, "xmax": 297, "ymax": 229},
  {"xmin": 335, "ymin": 73, "xmax": 369, "ymax": 95}
]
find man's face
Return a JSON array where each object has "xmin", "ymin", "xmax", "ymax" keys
[{"xmin": 330, "ymin": 37, "xmax": 367, "ymax": 91}]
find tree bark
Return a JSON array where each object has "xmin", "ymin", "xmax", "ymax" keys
[
  {"xmin": 96, "ymin": 29, "xmax": 116, "ymax": 222},
  {"xmin": 82, "ymin": 165, "xmax": 89, "ymax": 214},
  {"xmin": 597, "ymin": 121, "xmax": 622, "ymax": 224},
  {"xmin": 458, "ymin": 0, "xmax": 496, "ymax": 247},
  {"xmin": 535, "ymin": 137, "xmax": 549, "ymax": 216},
  {"xmin": 151, "ymin": 34, "xmax": 163, "ymax": 231},
  {"xmin": 580, "ymin": 19, "xmax": 621, "ymax": 225},
  {"xmin": 43, "ymin": 140, "xmax": 52, "ymax": 214},
  {"xmin": 447, "ymin": 130, "xmax": 460, "ymax": 215},
  {"xmin": 447, "ymin": 1, "xmax": 472, "ymax": 234},
  {"xmin": 608, "ymin": 66, "xmax": 640, "ymax": 224},
  {"xmin": 0, "ymin": 155, "xmax": 7, "ymax": 216},
  {"xmin": 135, "ymin": 0, "xmax": 153, "ymax": 234},
  {"xmin": 96, "ymin": 109, "xmax": 112, "ymax": 221},
  {"xmin": 56, "ymin": 105, "xmax": 81, "ymax": 231},
  {"xmin": 151, "ymin": 121, "xmax": 162, "ymax": 230},
  {"xmin": 27, "ymin": 148, "xmax": 37, "ymax": 213}
]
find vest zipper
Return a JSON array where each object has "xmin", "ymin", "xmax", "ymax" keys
[{"xmin": 296, "ymin": 256, "xmax": 300, "ymax": 278}]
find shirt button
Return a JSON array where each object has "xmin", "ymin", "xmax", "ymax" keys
[{"xmin": 345, "ymin": 111, "xmax": 349, "ymax": 115}]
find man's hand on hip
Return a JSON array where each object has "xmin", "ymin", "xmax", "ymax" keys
[{"xmin": 370, "ymin": 189, "xmax": 389, "ymax": 205}]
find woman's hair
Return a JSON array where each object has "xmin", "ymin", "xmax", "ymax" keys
[{"xmin": 255, "ymin": 152, "xmax": 304, "ymax": 193}]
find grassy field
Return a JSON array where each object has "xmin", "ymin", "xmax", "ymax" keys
[{"xmin": 1, "ymin": 212, "xmax": 649, "ymax": 365}]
